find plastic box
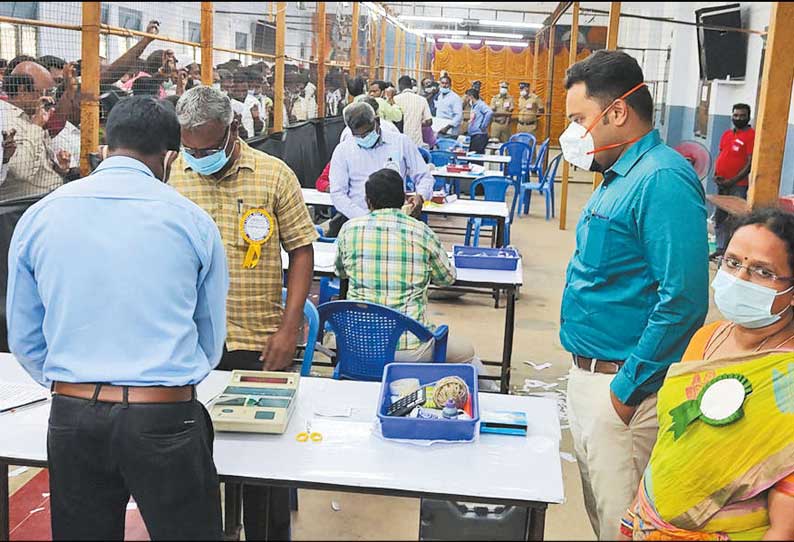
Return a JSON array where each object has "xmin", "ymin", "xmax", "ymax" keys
[
  {"xmin": 453, "ymin": 246, "xmax": 520, "ymax": 271},
  {"xmin": 419, "ymin": 500, "xmax": 530, "ymax": 541},
  {"xmin": 377, "ymin": 363, "xmax": 480, "ymax": 441}
]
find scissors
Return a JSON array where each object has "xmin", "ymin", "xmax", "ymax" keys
[{"xmin": 295, "ymin": 421, "xmax": 323, "ymax": 443}]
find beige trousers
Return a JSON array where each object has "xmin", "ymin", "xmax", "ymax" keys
[
  {"xmin": 566, "ymin": 366, "xmax": 659, "ymax": 540},
  {"xmin": 395, "ymin": 337, "xmax": 499, "ymax": 391},
  {"xmin": 394, "ymin": 336, "xmax": 475, "ymax": 364},
  {"xmin": 489, "ymin": 120, "xmax": 511, "ymax": 143}
]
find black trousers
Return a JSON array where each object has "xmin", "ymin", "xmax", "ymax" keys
[
  {"xmin": 220, "ymin": 348, "xmax": 292, "ymax": 541},
  {"xmin": 48, "ymin": 393, "xmax": 222, "ymax": 541},
  {"xmin": 469, "ymin": 133, "xmax": 489, "ymax": 154},
  {"xmin": 326, "ymin": 212, "xmax": 348, "ymax": 239}
]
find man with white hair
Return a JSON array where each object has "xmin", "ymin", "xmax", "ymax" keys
[
  {"xmin": 171, "ymin": 85, "xmax": 318, "ymax": 541},
  {"xmin": 327, "ymin": 101, "xmax": 434, "ymax": 236}
]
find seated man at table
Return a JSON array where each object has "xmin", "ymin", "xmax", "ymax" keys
[
  {"xmin": 328, "ymin": 101, "xmax": 434, "ymax": 236},
  {"xmin": 335, "ymin": 168, "xmax": 494, "ymax": 387}
]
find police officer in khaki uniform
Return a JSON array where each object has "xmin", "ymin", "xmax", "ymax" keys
[
  {"xmin": 489, "ymin": 81, "xmax": 514, "ymax": 143},
  {"xmin": 517, "ymin": 81, "xmax": 544, "ymax": 135},
  {"xmin": 460, "ymin": 80, "xmax": 481, "ymax": 135}
]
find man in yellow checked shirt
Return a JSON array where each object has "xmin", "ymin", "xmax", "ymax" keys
[{"xmin": 171, "ymin": 85, "xmax": 318, "ymax": 541}]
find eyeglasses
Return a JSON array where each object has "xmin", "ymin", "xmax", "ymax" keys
[
  {"xmin": 181, "ymin": 126, "xmax": 230, "ymax": 157},
  {"xmin": 717, "ymin": 256, "xmax": 794, "ymax": 283}
]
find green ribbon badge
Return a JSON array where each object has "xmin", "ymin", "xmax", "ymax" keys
[{"xmin": 669, "ymin": 373, "xmax": 753, "ymax": 440}]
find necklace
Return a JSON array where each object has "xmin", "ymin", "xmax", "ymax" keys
[{"xmin": 704, "ymin": 322, "xmax": 794, "ymax": 359}]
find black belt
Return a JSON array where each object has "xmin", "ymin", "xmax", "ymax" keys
[
  {"xmin": 572, "ymin": 354, "xmax": 623, "ymax": 375},
  {"xmin": 518, "ymin": 120, "xmax": 537, "ymax": 125}
]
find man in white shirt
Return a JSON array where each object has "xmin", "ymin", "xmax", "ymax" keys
[
  {"xmin": 340, "ymin": 98, "xmax": 399, "ymax": 142},
  {"xmin": 329, "ymin": 102, "xmax": 433, "ymax": 224},
  {"xmin": 1, "ymin": 128, "xmax": 16, "ymax": 183},
  {"xmin": 228, "ymin": 71, "xmax": 263, "ymax": 139},
  {"xmin": 292, "ymin": 81, "xmax": 318, "ymax": 122},
  {"xmin": 51, "ymin": 121, "xmax": 81, "ymax": 169},
  {"xmin": 394, "ymin": 75, "xmax": 432, "ymax": 146}
]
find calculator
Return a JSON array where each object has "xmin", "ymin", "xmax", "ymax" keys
[{"xmin": 387, "ymin": 387, "xmax": 427, "ymax": 417}]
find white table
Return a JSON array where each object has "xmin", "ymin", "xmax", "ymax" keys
[
  {"xmin": 283, "ymin": 242, "xmax": 523, "ymax": 393},
  {"xmin": 457, "ymin": 153, "xmax": 513, "ymax": 166},
  {"xmin": 0, "ymin": 359, "xmax": 563, "ymax": 541},
  {"xmin": 301, "ymin": 189, "xmax": 511, "ymax": 248}
]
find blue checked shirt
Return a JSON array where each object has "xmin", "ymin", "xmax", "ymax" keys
[{"xmin": 7, "ymin": 156, "xmax": 229, "ymax": 387}]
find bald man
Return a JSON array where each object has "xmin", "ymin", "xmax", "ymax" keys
[{"xmin": 0, "ymin": 61, "xmax": 72, "ymax": 200}]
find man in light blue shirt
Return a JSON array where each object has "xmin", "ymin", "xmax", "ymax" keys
[
  {"xmin": 328, "ymin": 101, "xmax": 434, "ymax": 234},
  {"xmin": 558, "ymin": 51, "xmax": 708, "ymax": 540},
  {"xmin": 7, "ymin": 96, "xmax": 228, "ymax": 540},
  {"xmin": 464, "ymin": 88, "xmax": 493, "ymax": 154},
  {"xmin": 434, "ymin": 74, "xmax": 463, "ymax": 138}
]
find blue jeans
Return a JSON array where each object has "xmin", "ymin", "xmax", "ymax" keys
[{"xmin": 715, "ymin": 184, "xmax": 748, "ymax": 251}]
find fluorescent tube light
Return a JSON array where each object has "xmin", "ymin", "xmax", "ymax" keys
[
  {"xmin": 438, "ymin": 38, "xmax": 482, "ymax": 45},
  {"xmin": 400, "ymin": 15, "xmax": 465, "ymax": 24},
  {"xmin": 485, "ymin": 40, "xmax": 529, "ymax": 47},
  {"xmin": 469, "ymin": 31, "xmax": 525, "ymax": 39},
  {"xmin": 479, "ymin": 20, "xmax": 544, "ymax": 29}
]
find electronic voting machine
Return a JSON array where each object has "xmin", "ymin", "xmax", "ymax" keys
[{"xmin": 210, "ymin": 370, "xmax": 299, "ymax": 433}]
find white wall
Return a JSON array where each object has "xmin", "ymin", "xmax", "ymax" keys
[{"xmin": 34, "ymin": 2, "xmax": 317, "ymax": 70}]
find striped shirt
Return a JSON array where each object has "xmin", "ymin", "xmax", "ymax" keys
[
  {"xmin": 394, "ymin": 90, "xmax": 432, "ymax": 146},
  {"xmin": 335, "ymin": 208, "xmax": 455, "ymax": 349}
]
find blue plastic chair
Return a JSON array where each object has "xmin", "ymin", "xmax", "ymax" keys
[
  {"xmin": 435, "ymin": 138, "xmax": 459, "ymax": 152},
  {"xmin": 465, "ymin": 176, "xmax": 515, "ymax": 247},
  {"xmin": 509, "ymin": 133, "xmax": 537, "ymax": 160},
  {"xmin": 314, "ymin": 226, "xmax": 339, "ymax": 305},
  {"xmin": 418, "ymin": 146, "xmax": 431, "ymax": 164},
  {"xmin": 429, "ymin": 150, "xmax": 458, "ymax": 192},
  {"xmin": 520, "ymin": 153, "xmax": 562, "ymax": 220},
  {"xmin": 499, "ymin": 141, "xmax": 531, "ymax": 183},
  {"xmin": 528, "ymin": 138, "xmax": 550, "ymax": 179},
  {"xmin": 318, "ymin": 301, "xmax": 449, "ymax": 381},
  {"xmin": 429, "ymin": 150, "xmax": 456, "ymax": 168},
  {"xmin": 281, "ymin": 288, "xmax": 320, "ymax": 376}
]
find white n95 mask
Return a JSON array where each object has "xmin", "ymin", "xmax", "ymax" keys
[{"xmin": 559, "ymin": 121, "xmax": 596, "ymax": 171}]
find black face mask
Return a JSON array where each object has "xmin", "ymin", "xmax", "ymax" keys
[{"xmin": 732, "ymin": 118, "xmax": 749, "ymax": 130}]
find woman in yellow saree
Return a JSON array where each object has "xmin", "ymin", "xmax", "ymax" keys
[{"xmin": 621, "ymin": 208, "xmax": 794, "ymax": 540}]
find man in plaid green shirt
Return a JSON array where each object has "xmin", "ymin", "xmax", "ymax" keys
[{"xmin": 335, "ymin": 168, "xmax": 481, "ymax": 366}]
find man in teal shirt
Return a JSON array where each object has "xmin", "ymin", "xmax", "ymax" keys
[{"xmin": 558, "ymin": 50, "xmax": 708, "ymax": 540}]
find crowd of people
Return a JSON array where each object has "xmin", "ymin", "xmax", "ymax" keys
[{"xmin": 0, "ymin": 25, "xmax": 792, "ymax": 541}]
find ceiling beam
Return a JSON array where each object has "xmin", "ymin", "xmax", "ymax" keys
[{"xmin": 543, "ymin": 1, "xmax": 573, "ymax": 27}]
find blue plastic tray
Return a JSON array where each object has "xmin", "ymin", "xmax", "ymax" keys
[
  {"xmin": 377, "ymin": 363, "xmax": 480, "ymax": 441},
  {"xmin": 453, "ymin": 245, "xmax": 519, "ymax": 271}
]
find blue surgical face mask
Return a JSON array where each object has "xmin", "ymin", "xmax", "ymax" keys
[
  {"xmin": 355, "ymin": 129, "xmax": 380, "ymax": 149},
  {"xmin": 181, "ymin": 127, "xmax": 234, "ymax": 176},
  {"xmin": 439, "ymin": 87, "xmax": 450, "ymax": 96},
  {"xmin": 712, "ymin": 269, "xmax": 794, "ymax": 329}
]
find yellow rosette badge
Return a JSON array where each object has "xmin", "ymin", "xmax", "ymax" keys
[{"xmin": 240, "ymin": 208, "xmax": 274, "ymax": 268}]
